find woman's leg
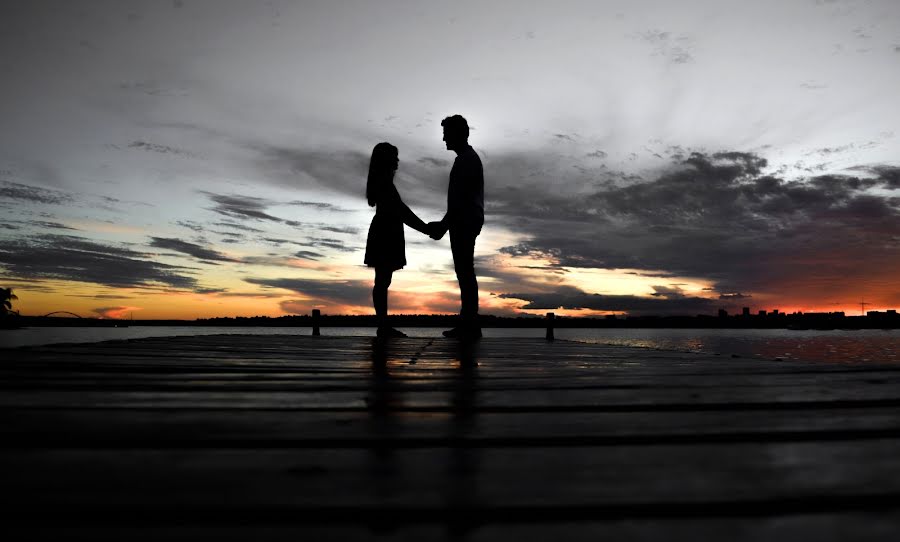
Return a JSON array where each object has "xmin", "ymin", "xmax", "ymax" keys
[{"xmin": 373, "ymin": 267, "xmax": 393, "ymax": 327}]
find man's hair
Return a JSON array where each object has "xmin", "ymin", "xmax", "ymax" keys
[{"xmin": 441, "ymin": 115, "xmax": 469, "ymax": 140}]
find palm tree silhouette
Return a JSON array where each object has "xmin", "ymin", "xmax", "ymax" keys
[{"xmin": 1, "ymin": 287, "xmax": 19, "ymax": 317}]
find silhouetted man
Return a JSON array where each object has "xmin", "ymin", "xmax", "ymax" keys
[{"xmin": 428, "ymin": 115, "xmax": 484, "ymax": 339}]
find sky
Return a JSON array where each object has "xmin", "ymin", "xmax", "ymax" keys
[{"xmin": 1, "ymin": 0, "xmax": 898, "ymax": 320}]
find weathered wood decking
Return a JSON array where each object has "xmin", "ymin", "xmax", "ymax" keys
[{"xmin": 2, "ymin": 334, "xmax": 900, "ymax": 540}]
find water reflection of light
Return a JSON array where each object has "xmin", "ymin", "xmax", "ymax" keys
[{"xmin": 556, "ymin": 329, "xmax": 900, "ymax": 364}]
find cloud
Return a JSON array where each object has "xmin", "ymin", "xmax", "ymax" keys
[
  {"xmin": 720, "ymin": 292, "xmax": 751, "ymax": 300},
  {"xmin": 93, "ymin": 306, "xmax": 142, "ymax": 319},
  {"xmin": 287, "ymin": 200, "xmax": 353, "ymax": 213},
  {"xmin": 320, "ymin": 225, "xmax": 360, "ymax": 235},
  {"xmin": 216, "ymin": 291, "xmax": 285, "ymax": 298},
  {"xmin": 0, "ymin": 234, "xmax": 198, "ymax": 289},
  {"xmin": 128, "ymin": 140, "xmax": 196, "ymax": 158},
  {"xmin": 252, "ymin": 145, "xmax": 370, "ymax": 197},
  {"xmin": 638, "ymin": 29, "xmax": 694, "ymax": 64},
  {"xmin": 650, "ymin": 285, "xmax": 687, "ymax": 298},
  {"xmin": 68, "ymin": 294, "xmax": 135, "ymax": 300},
  {"xmin": 276, "ymin": 289, "xmax": 461, "ymax": 315},
  {"xmin": 30, "ymin": 221, "xmax": 78, "ymax": 230},
  {"xmin": 212, "ymin": 221, "xmax": 266, "ymax": 233},
  {"xmin": 0, "ymin": 181, "xmax": 74, "ymax": 205},
  {"xmin": 498, "ymin": 285, "xmax": 718, "ymax": 315},
  {"xmin": 299, "ymin": 237, "xmax": 359, "ymax": 253},
  {"xmin": 488, "ymin": 151, "xmax": 900, "ymax": 307},
  {"xmin": 176, "ymin": 220, "xmax": 205, "ymax": 232},
  {"xmin": 294, "ymin": 250, "xmax": 324, "ymax": 260},
  {"xmin": 246, "ymin": 277, "xmax": 372, "ymax": 307},
  {"xmin": 202, "ymin": 192, "xmax": 283, "ymax": 221},
  {"xmin": 149, "ymin": 237, "xmax": 236, "ymax": 262},
  {"xmin": 417, "ymin": 157, "xmax": 450, "ymax": 167},
  {"xmin": 193, "ymin": 287, "xmax": 228, "ymax": 294},
  {"xmin": 258, "ymin": 239, "xmax": 327, "ymax": 259}
]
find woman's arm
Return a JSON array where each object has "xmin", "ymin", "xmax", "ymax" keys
[{"xmin": 398, "ymin": 197, "xmax": 430, "ymax": 235}]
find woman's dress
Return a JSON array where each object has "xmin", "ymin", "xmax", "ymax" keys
[{"xmin": 364, "ymin": 184, "xmax": 410, "ymax": 271}]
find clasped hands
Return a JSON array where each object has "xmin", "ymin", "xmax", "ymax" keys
[{"xmin": 425, "ymin": 221, "xmax": 447, "ymax": 240}]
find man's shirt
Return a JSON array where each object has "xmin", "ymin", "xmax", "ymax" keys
[{"xmin": 445, "ymin": 145, "xmax": 484, "ymax": 232}]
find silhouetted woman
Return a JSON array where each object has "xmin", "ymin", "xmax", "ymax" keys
[{"xmin": 365, "ymin": 142, "xmax": 430, "ymax": 338}]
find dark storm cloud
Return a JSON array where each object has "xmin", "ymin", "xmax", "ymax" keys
[
  {"xmin": 499, "ymin": 285, "xmax": 717, "ymax": 315},
  {"xmin": 489, "ymin": 151, "xmax": 900, "ymax": 304},
  {"xmin": 0, "ymin": 181, "xmax": 74, "ymax": 205},
  {"xmin": 0, "ymin": 234, "xmax": 197, "ymax": 289},
  {"xmin": 149, "ymin": 237, "xmax": 236, "ymax": 263},
  {"xmin": 245, "ymin": 277, "xmax": 371, "ymax": 307}
]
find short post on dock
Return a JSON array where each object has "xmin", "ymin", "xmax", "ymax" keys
[
  {"xmin": 311, "ymin": 309, "xmax": 321, "ymax": 336},
  {"xmin": 545, "ymin": 312, "xmax": 555, "ymax": 341}
]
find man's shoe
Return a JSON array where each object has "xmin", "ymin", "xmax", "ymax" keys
[{"xmin": 377, "ymin": 327, "xmax": 407, "ymax": 338}]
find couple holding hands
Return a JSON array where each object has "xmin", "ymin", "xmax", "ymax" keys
[{"xmin": 364, "ymin": 115, "xmax": 484, "ymax": 339}]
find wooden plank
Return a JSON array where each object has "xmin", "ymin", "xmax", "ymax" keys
[
  {"xmin": 4, "ymin": 440, "xmax": 900, "ymax": 511},
  {"xmin": 1, "ymin": 382, "xmax": 898, "ymax": 410},
  {"xmin": 3, "ymin": 369, "xmax": 899, "ymax": 393},
  {"xmin": 8, "ymin": 514, "xmax": 900, "ymax": 541},
  {"xmin": 4, "ymin": 408, "xmax": 900, "ymax": 447}
]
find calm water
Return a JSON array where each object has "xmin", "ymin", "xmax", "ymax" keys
[{"xmin": 1, "ymin": 326, "xmax": 898, "ymax": 364}]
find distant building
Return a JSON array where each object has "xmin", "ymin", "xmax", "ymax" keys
[
  {"xmin": 758, "ymin": 310, "xmax": 767, "ymax": 316},
  {"xmin": 772, "ymin": 309, "xmax": 780, "ymax": 315},
  {"xmin": 718, "ymin": 309, "xmax": 728, "ymax": 318},
  {"xmin": 742, "ymin": 307, "xmax": 750, "ymax": 317}
]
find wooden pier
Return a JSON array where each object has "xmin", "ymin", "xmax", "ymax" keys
[{"xmin": 2, "ymin": 334, "xmax": 900, "ymax": 539}]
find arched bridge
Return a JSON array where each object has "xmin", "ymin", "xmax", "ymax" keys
[{"xmin": 41, "ymin": 311, "xmax": 83, "ymax": 318}]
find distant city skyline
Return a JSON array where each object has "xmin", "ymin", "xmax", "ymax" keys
[{"xmin": 1, "ymin": 1, "xmax": 898, "ymax": 319}]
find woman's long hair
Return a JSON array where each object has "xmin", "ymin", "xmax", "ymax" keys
[{"xmin": 366, "ymin": 142, "xmax": 398, "ymax": 207}]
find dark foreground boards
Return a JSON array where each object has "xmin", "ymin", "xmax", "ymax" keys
[{"xmin": 2, "ymin": 335, "xmax": 900, "ymax": 540}]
